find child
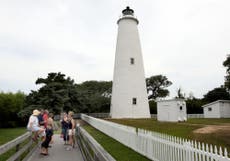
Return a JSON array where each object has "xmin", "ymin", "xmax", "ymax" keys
[{"xmin": 40, "ymin": 124, "xmax": 53, "ymax": 155}]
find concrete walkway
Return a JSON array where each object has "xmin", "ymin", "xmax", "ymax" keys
[{"xmin": 27, "ymin": 134, "xmax": 84, "ymax": 161}]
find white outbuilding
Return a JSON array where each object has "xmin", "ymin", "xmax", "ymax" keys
[
  {"xmin": 157, "ymin": 99, "xmax": 187, "ymax": 122},
  {"xmin": 202, "ymin": 100, "xmax": 230, "ymax": 118}
]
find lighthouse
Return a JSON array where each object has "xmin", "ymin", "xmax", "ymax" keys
[{"xmin": 110, "ymin": 7, "xmax": 150, "ymax": 118}]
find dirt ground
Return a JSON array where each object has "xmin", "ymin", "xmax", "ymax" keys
[
  {"xmin": 193, "ymin": 124, "xmax": 230, "ymax": 134},
  {"xmin": 192, "ymin": 123, "xmax": 230, "ymax": 151}
]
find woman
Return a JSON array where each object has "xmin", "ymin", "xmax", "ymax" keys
[
  {"xmin": 42, "ymin": 109, "xmax": 49, "ymax": 129},
  {"xmin": 47, "ymin": 112, "xmax": 54, "ymax": 129},
  {"xmin": 67, "ymin": 111, "xmax": 76, "ymax": 149},
  {"xmin": 47, "ymin": 113, "xmax": 54, "ymax": 144},
  {"xmin": 27, "ymin": 109, "xmax": 45, "ymax": 141},
  {"xmin": 61, "ymin": 113, "xmax": 69, "ymax": 144},
  {"xmin": 40, "ymin": 123, "xmax": 53, "ymax": 155}
]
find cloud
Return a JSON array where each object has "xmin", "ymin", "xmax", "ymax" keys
[{"xmin": 0, "ymin": 0, "xmax": 229, "ymax": 98}]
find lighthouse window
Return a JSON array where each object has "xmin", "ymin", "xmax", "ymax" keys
[
  {"xmin": 130, "ymin": 58, "xmax": 135, "ymax": 65},
  {"xmin": 132, "ymin": 98, "xmax": 137, "ymax": 105}
]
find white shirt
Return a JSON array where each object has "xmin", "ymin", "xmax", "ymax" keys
[{"xmin": 27, "ymin": 115, "xmax": 38, "ymax": 129}]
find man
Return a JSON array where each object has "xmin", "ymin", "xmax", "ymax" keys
[
  {"xmin": 27, "ymin": 109, "xmax": 45, "ymax": 141},
  {"xmin": 37, "ymin": 109, "xmax": 45, "ymax": 128}
]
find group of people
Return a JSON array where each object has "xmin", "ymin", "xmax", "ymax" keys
[
  {"xmin": 27, "ymin": 109, "xmax": 54, "ymax": 155},
  {"xmin": 60, "ymin": 111, "xmax": 76, "ymax": 150},
  {"xmin": 27, "ymin": 109, "xmax": 77, "ymax": 155}
]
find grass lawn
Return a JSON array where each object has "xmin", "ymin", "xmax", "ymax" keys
[
  {"xmin": 107, "ymin": 118, "xmax": 230, "ymax": 152},
  {"xmin": 0, "ymin": 127, "xmax": 27, "ymax": 145},
  {"xmin": 0, "ymin": 128, "xmax": 27, "ymax": 161},
  {"xmin": 83, "ymin": 124, "xmax": 151, "ymax": 161},
  {"xmin": 187, "ymin": 118, "xmax": 230, "ymax": 125}
]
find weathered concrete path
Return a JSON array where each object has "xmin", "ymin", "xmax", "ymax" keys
[{"xmin": 27, "ymin": 134, "xmax": 84, "ymax": 161}]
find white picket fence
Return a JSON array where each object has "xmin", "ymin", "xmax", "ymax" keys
[{"xmin": 81, "ymin": 114, "xmax": 230, "ymax": 161}]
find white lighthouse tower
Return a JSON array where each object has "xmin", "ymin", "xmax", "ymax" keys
[{"xmin": 110, "ymin": 7, "xmax": 150, "ymax": 118}]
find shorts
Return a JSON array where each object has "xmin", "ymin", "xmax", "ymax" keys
[
  {"xmin": 68, "ymin": 129, "xmax": 76, "ymax": 135},
  {"xmin": 27, "ymin": 126, "xmax": 45, "ymax": 137},
  {"xmin": 27, "ymin": 126, "xmax": 43, "ymax": 132}
]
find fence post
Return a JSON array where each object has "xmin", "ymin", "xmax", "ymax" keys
[{"xmin": 15, "ymin": 143, "xmax": 20, "ymax": 161}]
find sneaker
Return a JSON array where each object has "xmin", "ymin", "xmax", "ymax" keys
[{"xmin": 66, "ymin": 147, "xmax": 72, "ymax": 151}]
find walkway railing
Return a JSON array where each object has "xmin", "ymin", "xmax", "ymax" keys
[
  {"xmin": 0, "ymin": 131, "xmax": 38, "ymax": 161},
  {"xmin": 76, "ymin": 126, "xmax": 115, "ymax": 161},
  {"xmin": 81, "ymin": 114, "xmax": 230, "ymax": 161}
]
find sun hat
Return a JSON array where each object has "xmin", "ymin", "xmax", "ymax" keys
[{"xmin": 33, "ymin": 109, "xmax": 40, "ymax": 116}]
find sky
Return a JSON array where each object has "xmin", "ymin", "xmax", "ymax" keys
[{"xmin": 0, "ymin": 0, "xmax": 230, "ymax": 98}]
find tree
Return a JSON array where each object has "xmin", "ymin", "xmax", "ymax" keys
[
  {"xmin": 223, "ymin": 55, "xmax": 230, "ymax": 91},
  {"xmin": 0, "ymin": 91, "xmax": 26, "ymax": 127},
  {"xmin": 186, "ymin": 97, "xmax": 206, "ymax": 114},
  {"xmin": 203, "ymin": 87, "xmax": 230, "ymax": 102},
  {"xmin": 76, "ymin": 81, "xmax": 112, "ymax": 113},
  {"xmin": 18, "ymin": 90, "xmax": 43, "ymax": 118},
  {"xmin": 77, "ymin": 81, "xmax": 112, "ymax": 95},
  {"xmin": 149, "ymin": 100, "xmax": 157, "ymax": 114},
  {"xmin": 19, "ymin": 72, "xmax": 84, "ymax": 118},
  {"xmin": 35, "ymin": 72, "xmax": 77, "ymax": 113},
  {"xmin": 146, "ymin": 75, "xmax": 172, "ymax": 100},
  {"xmin": 19, "ymin": 75, "xmax": 113, "ymax": 118}
]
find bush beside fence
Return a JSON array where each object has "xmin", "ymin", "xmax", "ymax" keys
[{"xmin": 81, "ymin": 114, "xmax": 229, "ymax": 161}]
